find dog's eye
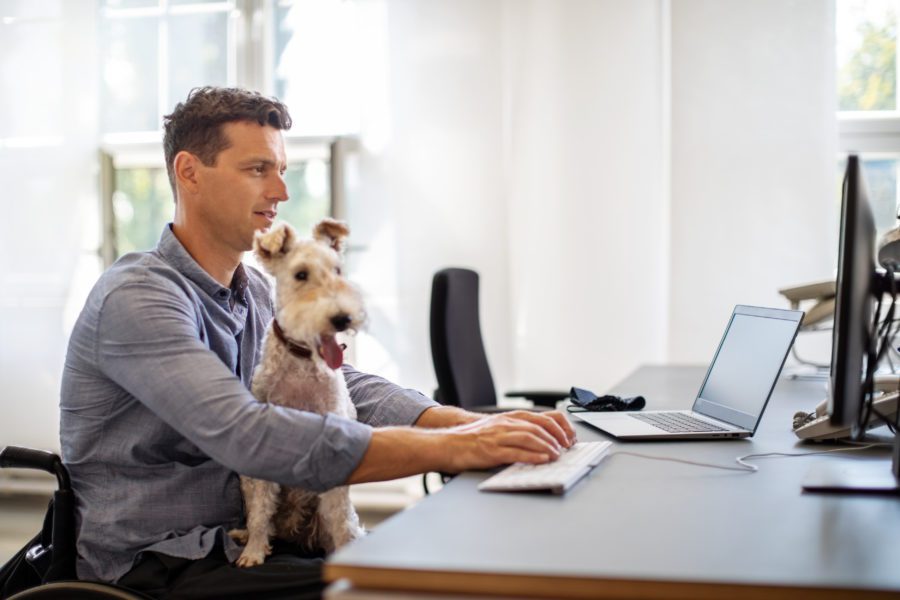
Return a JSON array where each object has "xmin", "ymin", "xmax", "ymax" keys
[
  {"xmin": 294, "ymin": 270, "xmax": 308, "ymax": 281},
  {"xmin": 335, "ymin": 266, "xmax": 342, "ymax": 276}
]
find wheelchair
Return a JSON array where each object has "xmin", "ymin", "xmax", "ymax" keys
[{"xmin": 0, "ymin": 446, "xmax": 149, "ymax": 599}]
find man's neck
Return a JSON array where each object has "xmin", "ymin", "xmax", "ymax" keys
[{"xmin": 171, "ymin": 221, "xmax": 241, "ymax": 288}]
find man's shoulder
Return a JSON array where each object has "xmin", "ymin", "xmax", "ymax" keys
[{"xmin": 93, "ymin": 249, "xmax": 198, "ymax": 306}]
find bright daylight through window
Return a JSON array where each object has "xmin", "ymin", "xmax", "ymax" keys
[
  {"xmin": 838, "ymin": 0, "xmax": 900, "ymax": 235},
  {"xmin": 99, "ymin": 0, "xmax": 352, "ymax": 264}
]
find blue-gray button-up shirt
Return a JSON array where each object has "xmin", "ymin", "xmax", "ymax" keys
[{"xmin": 59, "ymin": 225, "xmax": 437, "ymax": 583}]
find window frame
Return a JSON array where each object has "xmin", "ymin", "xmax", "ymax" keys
[
  {"xmin": 98, "ymin": 0, "xmax": 359, "ymax": 267},
  {"xmin": 100, "ymin": 135, "xmax": 356, "ymax": 268}
]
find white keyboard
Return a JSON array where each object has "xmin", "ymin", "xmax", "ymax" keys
[{"xmin": 478, "ymin": 441, "xmax": 612, "ymax": 494}]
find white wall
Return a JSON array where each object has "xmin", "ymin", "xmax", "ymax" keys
[
  {"xmin": 668, "ymin": 0, "xmax": 837, "ymax": 363},
  {"xmin": 352, "ymin": 0, "xmax": 836, "ymax": 397},
  {"xmin": 503, "ymin": 0, "xmax": 667, "ymax": 392},
  {"xmin": 0, "ymin": 0, "xmax": 101, "ymax": 450},
  {"xmin": 347, "ymin": 0, "xmax": 513, "ymax": 395},
  {"xmin": 350, "ymin": 0, "xmax": 667, "ymax": 396}
]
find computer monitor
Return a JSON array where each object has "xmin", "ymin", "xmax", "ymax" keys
[
  {"xmin": 804, "ymin": 154, "xmax": 900, "ymax": 493},
  {"xmin": 828, "ymin": 154, "xmax": 876, "ymax": 436}
]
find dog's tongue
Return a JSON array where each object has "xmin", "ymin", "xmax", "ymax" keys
[{"xmin": 318, "ymin": 335, "xmax": 344, "ymax": 370}]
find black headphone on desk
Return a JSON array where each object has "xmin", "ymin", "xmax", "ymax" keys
[{"xmin": 566, "ymin": 387, "xmax": 646, "ymax": 412}]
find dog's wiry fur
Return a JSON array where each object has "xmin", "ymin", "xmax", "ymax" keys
[{"xmin": 229, "ymin": 219, "xmax": 366, "ymax": 568}]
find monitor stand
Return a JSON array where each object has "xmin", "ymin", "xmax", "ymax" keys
[{"xmin": 802, "ymin": 436, "xmax": 900, "ymax": 495}]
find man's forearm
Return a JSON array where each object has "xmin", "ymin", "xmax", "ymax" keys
[
  {"xmin": 347, "ymin": 409, "xmax": 575, "ymax": 485},
  {"xmin": 413, "ymin": 405, "xmax": 482, "ymax": 428},
  {"xmin": 346, "ymin": 427, "xmax": 449, "ymax": 484}
]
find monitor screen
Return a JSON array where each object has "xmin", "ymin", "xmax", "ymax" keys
[{"xmin": 829, "ymin": 155, "xmax": 876, "ymax": 432}]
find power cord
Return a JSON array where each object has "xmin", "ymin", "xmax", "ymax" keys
[{"xmin": 609, "ymin": 443, "xmax": 884, "ymax": 474}]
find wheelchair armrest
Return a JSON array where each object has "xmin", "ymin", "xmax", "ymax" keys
[
  {"xmin": 504, "ymin": 390, "xmax": 570, "ymax": 408},
  {"xmin": 0, "ymin": 446, "xmax": 70, "ymax": 490}
]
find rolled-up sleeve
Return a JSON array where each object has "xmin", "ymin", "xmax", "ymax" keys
[
  {"xmin": 343, "ymin": 365, "xmax": 439, "ymax": 427},
  {"xmin": 97, "ymin": 281, "xmax": 371, "ymax": 491}
]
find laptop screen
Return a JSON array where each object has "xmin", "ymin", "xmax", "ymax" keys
[{"xmin": 693, "ymin": 306, "xmax": 803, "ymax": 432}]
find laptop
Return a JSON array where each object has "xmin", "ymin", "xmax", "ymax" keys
[{"xmin": 573, "ymin": 305, "xmax": 804, "ymax": 440}]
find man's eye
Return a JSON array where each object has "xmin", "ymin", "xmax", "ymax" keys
[
  {"xmin": 252, "ymin": 165, "xmax": 265, "ymax": 174},
  {"xmin": 295, "ymin": 271, "xmax": 308, "ymax": 281}
]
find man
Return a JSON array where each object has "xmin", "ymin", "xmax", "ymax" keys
[{"xmin": 60, "ymin": 87, "xmax": 575, "ymax": 599}]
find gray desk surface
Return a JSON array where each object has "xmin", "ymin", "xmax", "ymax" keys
[{"xmin": 326, "ymin": 365, "xmax": 900, "ymax": 599}]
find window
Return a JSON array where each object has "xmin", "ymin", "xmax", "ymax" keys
[
  {"xmin": 98, "ymin": 0, "xmax": 359, "ymax": 265},
  {"xmin": 101, "ymin": 146, "xmax": 333, "ymax": 259},
  {"xmin": 837, "ymin": 0, "xmax": 900, "ymax": 235}
]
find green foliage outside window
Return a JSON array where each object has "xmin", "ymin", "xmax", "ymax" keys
[
  {"xmin": 114, "ymin": 168, "xmax": 174, "ymax": 255},
  {"xmin": 838, "ymin": 10, "xmax": 897, "ymax": 111},
  {"xmin": 112, "ymin": 161, "xmax": 330, "ymax": 258}
]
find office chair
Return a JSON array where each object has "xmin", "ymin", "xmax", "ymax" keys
[
  {"xmin": 430, "ymin": 268, "xmax": 568, "ymax": 412},
  {"xmin": 0, "ymin": 446, "xmax": 149, "ymax": 599}
]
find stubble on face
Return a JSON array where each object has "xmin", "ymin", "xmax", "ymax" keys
[{"xmin": 194, "ymin": 121, "xmax": 288, "ymax": 255}]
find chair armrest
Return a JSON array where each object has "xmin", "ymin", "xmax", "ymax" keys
[
  {"xmin": 0, "ymin": 446, "xmax": 70, "ymax": 490},
  {"xmin": 504, "ymin": 390, "xmax": 570, "ymax": 408}
]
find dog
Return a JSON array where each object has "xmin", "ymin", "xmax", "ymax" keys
[{"xmin": 229, "ymin": 218, "xmax": 366, "ymax": 567}]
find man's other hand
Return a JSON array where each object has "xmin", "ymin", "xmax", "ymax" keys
[{"xmin": 441, "ymin": 410, "xmax": 577, "ymax": 473}]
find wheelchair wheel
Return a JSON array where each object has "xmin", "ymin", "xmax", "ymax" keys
[{"xmin": 9, "ymin": 581, "xmax": 150, "ymax": 599}]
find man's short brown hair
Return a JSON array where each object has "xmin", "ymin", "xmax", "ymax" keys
[{"xmin": 163, "ymin": 86, "xmax": 292, "ymax": 197}]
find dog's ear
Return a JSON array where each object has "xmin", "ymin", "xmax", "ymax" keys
[
  {"xmin": 313, "ymin": 218, "xmax": 350, "ymax": 254},
  {"xmin": 254, "ymin": 223, "xmax": 295, "ymax": 266}
]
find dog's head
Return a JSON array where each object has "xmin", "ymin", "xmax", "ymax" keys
[{"xmin": 254, "ymin": 219, "xmax": 364, "ymax": 369}]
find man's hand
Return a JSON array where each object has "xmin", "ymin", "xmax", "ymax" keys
[
  {"xmin": 415, "ymin": 405, "xmax": 576, "ymax": 450},
  {"xmin": 453, "ymin": 410, "xmax": 575, "ymax": 462},
  {"xmin": 441, "ymin": 410, "xmax": 576, "ymax": 472},
  {"xmin": 347, "ymin": 409, "xmax": 578, "ymax": 484}
]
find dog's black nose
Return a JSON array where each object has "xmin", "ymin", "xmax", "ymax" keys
[{"xmin": 331, "ymin": 314, "xmax": 352, "ymax": 332}]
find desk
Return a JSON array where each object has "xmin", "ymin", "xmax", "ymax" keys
[{"xmin": 325, "ymin": 365, "xmax": 900, "ymax": 599}]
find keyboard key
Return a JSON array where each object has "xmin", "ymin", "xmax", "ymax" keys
[{"xmin": 629, "ymin": 412, "xmax": 727, "ymax": 433}]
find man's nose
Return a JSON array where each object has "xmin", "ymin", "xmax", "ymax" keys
[{"xmin": 270, "ymin": 172, "xmax": 289, "ymax": 203}]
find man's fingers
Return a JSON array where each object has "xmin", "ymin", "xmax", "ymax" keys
[
  {"xmin": 497, "ymin": 448, "xmax": 554, "ymax": 465},
  {"xmin": 544, "ymin": 410, "xmax": 577, "ymax": 445},
  {"xmin": 497, "ymin": 430, "xmax": 561, "ymax": 458},
  {"xmin": 514, "ymin": 420, "xmax": 562, "ymax": 452},
  {"xmin": 504, "ymin": 410, "xmax": 575, "ymax": 447}
]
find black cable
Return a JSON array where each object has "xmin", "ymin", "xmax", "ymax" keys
[
  {"xmin": 861, "ymin": 265, "xmax": 900, "ymax": 435},
  {"xmin": 858, "ymin": 283, "xmax": 884, "ymax": 439}
]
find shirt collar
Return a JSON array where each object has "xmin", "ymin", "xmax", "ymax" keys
[{"xmin": 157, "ymin": 224, "xmax": 248, "ymax": 305}]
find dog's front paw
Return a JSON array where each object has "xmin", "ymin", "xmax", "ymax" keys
[
  {"xmin": 234, "ymin": 542, "xmax": 272, "ymax": 568},
  {"xmin": 227, "ymin": 528, "xmax": 249, "ymax": 545},
  {"xmin": 235, "ymin": 552, "xmax": 265, "ymax": 568}
]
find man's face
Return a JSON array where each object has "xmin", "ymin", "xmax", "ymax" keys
[{"xmin": 193, "ymin": 121, "xmax": 289, "ymax": 253}]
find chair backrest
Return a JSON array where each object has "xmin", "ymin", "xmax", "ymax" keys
[{"xmin": 430, "ymin": 268, "xmax": 497, "ymax": 410}]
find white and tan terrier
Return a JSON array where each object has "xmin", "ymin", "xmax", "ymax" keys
[{"xmin": 230, "ymin": 218, "xmax": 366, "ymax": 567}]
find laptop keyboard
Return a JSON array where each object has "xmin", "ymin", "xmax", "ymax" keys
[{"xmin": 629, "ymin": 412, "xmax": 729, "ymax": 433}]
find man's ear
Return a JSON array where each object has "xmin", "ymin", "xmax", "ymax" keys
[
  {"xmin": 173, "ymin": 151, "xmax": 200, "ymax": 195},
  {"xmin": 313, "ymin": 218, "xmax": 349, "ymax": 254},
  {"xmin": 255, "ymin": 223, "xmax": 295, "ymax": 267}
]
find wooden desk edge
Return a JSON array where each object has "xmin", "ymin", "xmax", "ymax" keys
[{"xmin": 324, "ymin": 564, "xmax": 897, "ymax": 600}]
